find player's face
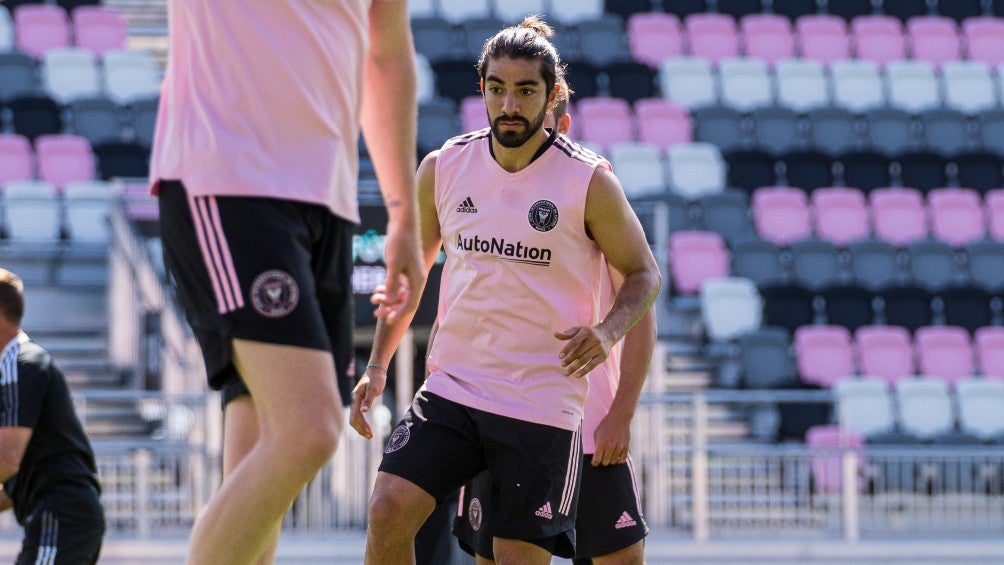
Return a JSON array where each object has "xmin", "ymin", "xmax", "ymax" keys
[{"xmin": 482, "ymin": 57, "xmax": 551, "ymax": 149}]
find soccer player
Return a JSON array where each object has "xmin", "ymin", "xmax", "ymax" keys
[
  {"xmin": 350, "ymin": 16, "xmax": 661, "ymax": 564},
  {"xmin": 149, "ymin": 3, "xmax": 425, "ymax": 564},
  {"xmin": 451, "ymin": 86, "xmax": 653, "ymax": 564},
  {"xmin": 0, "ymin": 269, "xmax": 105, "ymax": 564}
]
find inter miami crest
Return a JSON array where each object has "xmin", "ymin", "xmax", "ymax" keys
[
  {"xmin": 469, "ymin": 497, "xmax": 483, "ymax": 531},
  {"xmin": 384, "ymin": 424, "xmax": 411, "ymax": 453},
  {"xmin": 528, "ymin": 199, "xmax": 559, "ymax": 232},
  {"xmin": 250, "ymin": 270, "xmax": 299, "ymax": 318}
]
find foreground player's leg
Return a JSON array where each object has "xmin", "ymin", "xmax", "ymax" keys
[
  {"xmin": 592, "ymin": 540, "xmax": 645, "ymax": 565},
  {"xmin": 186, "ymin": 341, "xmax": 342, "ymax": 565},
  {"xmin": 493, "ymin": 538, "xmax": 552, "ymax": 565},
  {"xmin": 365, "ymin": 472, "xmax": 438, "ymax": 564}
]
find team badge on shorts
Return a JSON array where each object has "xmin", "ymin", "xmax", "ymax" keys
[
  {"xmin": 528, "ymin": 200, "xmax": 559, "ymax": 232},
  {"xmin": 384, "ymin": 424, "xmax": 411, "ymax": 453},
  {"xmin": 250, "ymin": 270, "xmax": 299, "ymax": 318},
  {"xmin": 469, "ymin": 497, "xmax": 483, "ymax": 531}
]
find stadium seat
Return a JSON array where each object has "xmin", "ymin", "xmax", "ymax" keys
[
  {"xmin": 460, "ymin": 16, "xmax": 505, "ymax": 61},
  {"xmin": 915, "ymin": 325, "xmax": 975, "ymax": 385},
  {"xmin": 93, "ymin": 140, "xmax": 149, "ymax": 179},
  {"xmin": 781, "ymin": 150, "xmax": 834, "ymax": 191},
  {"xmin": 966, "ymin": 240, "xmax": 1004, "ymax": 292},
  {"xmin": 790, "ymin": 239, "xmax": 845, "ymax": 291},
  {"xmin": 927, "ymin": 187, "xmax": 985, "ymax": 247},
  {"xmin": 719, "ymin": 57, "xmax": 773, "ymax": 112},
  {"xmin": 411, "ymin": 17, "xmax": 463, "ymax": 64},
  {"xmin": 805, "ymin": 425, "xmax": 866, "ymax": 493},
  {"xmin": 626, "ymin": 12, "xmax": 683, "ymax": 68},
  {"xmin": 578, "ymin": 15, "xmax": 632, "ymax": 68},
  {"xmin": 976, "ymin": 108, "xmax": 1004, "ymax": 156},
  {"xmin": 984, "ymin": 189, "xmax": 1004, "ymax": 241},
  {"xmin": 56, "ymin": 0, "xmax": 101, "ymax": 12},
  {"xmin": 795, "ymin": 325, "xmax": 855, "ymax": 388},
  {"xmin": 906, "ymin": 16, "xmax": 962, "ymax": 69},
  {"xmin": 935, "ymin": 0, "xmax": 984, "ymax": 22},
  {"xmin": 6, "ymin": 94, "xmax": 62, "ymax": 141},
  {"xmin": 700, "ymin": 276, "xmax": 763, "ymax": 342},
  {"xmin": 796, "ymin": 14, "xmax": 851, "ymax": 67},
  {"xmin": 437, "ymin": 0, "xmax": 490, "ymax": 24},
  {"xmin": 962, "ymin": 18, "xmax": 1004, "ymax": 67},
  {"xmin": 751, "ymin": 107, "xmax": 804, "ymax": 156},
  {"xmin": 407, "ymin": 0, "xmax": 436, "ymax": 18},
  {"xmin": 0, "ymin": 6, "xmax": 14, "ymax": 52},
  {"xmin": 684, "ymin": 13, "xmax": 740, "ymax": 65},
  {"xmin": 955, "ymin": 378, "xmax": 1004, "ymax": 441},
  {"xmin": 562, "ymin": 60, "xmax": 599, "ymax": 100},
  {"xmin": 659, "ymin": 57, "xmax": 717, "ymax": 110},
  {"xmin": 668, "ymin": 230, "xmax": 730, "ymax": 295},
  {"xmin": 69, "ymin": 96, "xmax": 123, "ymax": 146},
  {"xmin": 840, "ymin": 151, "xmax": 892, "ymax": 192},
  {"xmin": 905, "ymin": 241, "xmax": 959, "ymax": 292},
  {"xmin": 634, "ymin": 98, "xmax": 692, "ymax": 152},
  {"xmin": 34, "ymin": 133, "xmax": 94, "ymax": 189},
  {"xmin": 775, "ymin": 59, "xmax": 830, "ymax": 112},
  {"xmin": 846, "ymin": 240, "xmax": 903, "ymax": 291},
  {"xmin": 952, "ymin": 151, "xmax": 1004, "ymax": 193},
  {"xmin": 830, "ymin": 59, "xmax": 885, "ymax": 113},
  {"xmin": 759, "ymin": 282, "xmax": 816, "ymax": 333},
  {"xmin": 730, "ymin": 237, "xmax": 788, "ymax": 287},
  {"xmin": 62, "ymin": 179, "xmax": 114, "ymax": 241},
  {"xmin": 72, "ymin": 5, "xmax": 126, "ymax": 56},
  {"xmin": 740, "ymin": 14, "xmax": 795, "ymax": 64},
  {"xmin": 752, "ymin": 185, "xmax": 812, "ymax": 246},
  {"xmin": 691, "ymin": 106, "xmax": 750, "ymax": 153},
  {"xmin": 851, "ymin": 15, "xmax": 906, "ymax": 68},
  {"xmin": 665, "ymin": 142, "xmax": 726, "ymax": 199},
  {"xmin": 895, "ymin": 150, "xmax": 948, "ymax": 193},
  {"xmin": 881, "ymin": 284, "xmax": 936, "ymax": 332},
  {"xmin": 885, "ymin": 60, "xmax": 941, "ymax": 113},
  {"xmin": 491, "ymin": 0, "xmax": 543, "ymax": 22},
  {"xmin": 834, "ymin": 377, "xmax": 899, "ymax": 439},
  {"xmin": 855, "ymin": 324, "xmax": 915, "ymax": 385},
  {"xmin": 417, "ymin": 98, "xmax": 461, "ymax": 155},
  {"xmin": 938, "ymin": 286, "xmax": 995, "ymax": 334},
  {"xmin": 0, "ymin": 133, "xmax": 34, "ymax": 185},
  {"xmin": 941, "ymin": 60, "xmax": 997, "ymax": 114},
  {"xmin": 415, "ymin": 53, "xmax": 436, "ymax": 104},
  {"xmin": 894, "ymin": 376, "xmax": 979, "ymax": 442},
  {"xmin": 1, "ymin": 179, "xmax": 61, "ymax": 241},
  {"xmin": 829, "ymin": 0, "xmax": 875, "ymax": 21},
  {"xmin": 717, "ymin": 0, "xmax": 765, "ymax": 20},
  {"xmin": 549, "ymin": 0, "xmax": 604, "ymax": 25},
  {"xmin": 603, "ymin": 0, "xmax": 652, "ymax": 20},
  {"xmin": 724, "ymin": 149, "xmax": 777, "ymax": 193},
  {"xmin": 662, "ymin": 0, "xmax": 710, "ymax": 19},
  {"xmin": 606, "ymin": 62, "xmax": 657, "ymax": 104},
  {"xmin": 861, "ymin": 108, "xmax": 917, "ymax": 157},
  {"xmin": 630, "ymin": 192, "xmax": 697, "ymax": 242},
  {"xmin": 41, "ymin": 47, "xmax": 99, "ymax": 103},
  {"xmin": 102, "ymin": 49, "xmax": 162, "ymax": 104},
  {"xmin": 805, "ymin": 107, "xmax": 860, "ymax": 156},
  {"xmin": 13, "ymin": 3, "xmax": 70, "ymax": 59},
  {"xmin": 773, "ymin": 0, "xmax": 819, "ymax": 21},
  {"xmin": 921, "ymin": 109, "xmax": 977, "ymax": 157},
  {"xmin": 607, "ymin": 142, "xmax": 665, "ymax": 197},
  {"xmin": 128, "ymin": 96, "xmax": 158, "ymax": 148},
  {"xmin": 0, "ymin": 51, "xmax": 40, "ymax": 102},
  {"xmin": 820, "ymin": 283, "xmax": 877, "ymax": 331},
  {"xmin": 869, "ymin": 187, "xmax": 927, "ymax": 246},
  {"xmin": 739, "ymin": 326, "xmax": 800, "ymax": 388},
  {"xmin": 882, "ymin": 0, "xmax": 930, "ymax": 22},
  {"xmin": 695, "ymin": 189, "xmax": 756, "ymax": 244},
  {"xmin": 812, "ymin": 186, "xmax": 870, "ymax": 246},
  {"xmin": 576, "ymin": 97, "xmax": 634, "ymax": 153},
  {"xmin": 975, "ymin": 327, "xmax": 1004, "ymax": 380}
]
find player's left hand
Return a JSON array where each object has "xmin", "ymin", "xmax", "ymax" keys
[
  {"xmin": 592, "ymin": 412, "xmax": 632, "ymax": 466},
  {"xmin": 554, "ymin": 325, "xmax": 614, "ymax": 378}
]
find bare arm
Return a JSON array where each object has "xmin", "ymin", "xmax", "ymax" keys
[
  {"xmin": 361, "ymin": 1, "xmax": 424, "ymax": 323},
  {"xmin": 350, "ymin": 153, "xmax": 443, "ymax": 439},
  {"xmin": 0, "ymin": 427, "xmax": 31, "ymax": 484},
  {"xmin": 556, "ymin": 167, "xmax": 662, "ymax": 378}
]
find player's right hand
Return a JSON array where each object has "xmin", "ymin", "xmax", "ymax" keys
[{"xmin": 349, "ymin": 369, "xmax": 387, "ymax": 439}]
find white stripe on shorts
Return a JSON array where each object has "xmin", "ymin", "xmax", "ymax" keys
[
  {"xmin": 189, "ymin": 195, "xmax": 244, "ymax": 314},
  {"xmin": 559, "ymin": 425, "xmax": 582, "ymax": 516},
  {"xmin": 35, "ymin": 510, "xmax": 58, "ymax": 565}
]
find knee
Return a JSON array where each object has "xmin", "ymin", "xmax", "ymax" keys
[
  {"xmin": 275, "ymin": 408, "xmax": 341, "ymax": 469},
  {"xmin": 367, "ymin": 480, "xmax": 426, "ymax": 538}
]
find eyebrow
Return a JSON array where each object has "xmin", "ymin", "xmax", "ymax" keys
[{"xmin": 485, "ymin": 75, "xmax": 541, "ymax": 87}]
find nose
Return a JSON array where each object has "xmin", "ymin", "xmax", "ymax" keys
[{"xmin": 501, "ymin": 91, "xmax": 518, "ymax": 114}]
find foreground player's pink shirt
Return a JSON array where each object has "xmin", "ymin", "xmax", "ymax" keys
[
  {"xmin": 581, "ymin": 265, "xmax": 623, "ymax": 454},
  {"xmin": 150, "ymin": 1, "xmax": 378, "ymax": 223},
  {"xmin": 424, "ymin": 129, "xmax": 608, "ymax": 431}
]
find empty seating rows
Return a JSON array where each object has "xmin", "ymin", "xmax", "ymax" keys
[
  {"xmin": 0, "ymin": 132, "xmax": 149, "ymax": 187},
  {"xmin": 0, "ymin": 177, "xmax": 117, "ymax": 242},
  {"xmin": 1, "ymin": 3, "xmax": 126, "ymax": 58}
]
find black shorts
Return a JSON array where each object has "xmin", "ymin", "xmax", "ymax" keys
[
  {"xmin": 18, "ymin": 485, "xmax": 104, "ymax": 565},
  {"xmin": 379, "ymin": 391, "xmax": 581, "ymax": 558},
  {"xmin": 157, "ymin": 181, "xmax": 355, "ymax": 405},
  {"xmin": 454, "ymin": 454, "xmax": 648, "ymax": 562}
]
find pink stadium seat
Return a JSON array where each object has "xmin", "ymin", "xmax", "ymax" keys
[
  {"xmin": 14, "ymin": 4, "xmax": 70, "ymax": 59},
  {"xmin": 627, "ymin": 12, "xmax": 683, "ymax": 68},
  {"xmin": 869, "ymin": 187, "xmax": 928, "ymax": 247},
  {"xmin": 121, "ymin": 180, "xmax": 159, "ymax": 222},
  {"xmin": 0, "ymin": 133, "xmax": 34, "ymax": 185},
  {"xmin": 854, "ymin": 325, "xmax": 914, "ymax": 385},
  {"xmin": 795, "ymin": 325, "xmax": 855, "ymax": 388},
  {"xmin": 796, "ymin": 15, "xmax": 851, "ymax": 67},
  {"xmin": 915, "ymin": 325, "xmax": 974, "ymax": 386},
  {"xmin": 811, "ymin": 186, "xmax": 870, "ymax": 246},
  {"xmin": 34, "ymin": 134, "xmax": 95, "ymax": 190},
  {"xmin": 907, "ymin": 16, "xmax": 961, "ymax": 69},
  {"xmin": 669, "ymin": 230, "xmax": 730, "ymax": 295},
  {"xmin": 740, "ymin": 13, "xmax": 795, "ymax": 65},
  {"xmin": 72, "ymin": 6, "xmax": 127, "ymax": 56},
  {"xmin": 575, "ymin": 97, "xmax": 635, "ymax": 153},
  {"xmin": 752, "ymin": 186, "xmax": 812, "ymax": 246},
  {"xmin": 975, "ymin": 326, "xmax": 1004, "ymax": 380},
  {"xmin": 963, "ymin": 18, "xmax": 1004, "ymax": 67},
  {"xmin": 927, "ymin": 187, "xmax": 985, "ymax": 247},
  {"xmin": 985, "ymin": 189, "xmax": 1004, "ymax": 242},
  {"xmin": 805, "ymin": 425, "xmax": 865, "ymax": 493},
  {"xmin": 851, "ymin": 15, "xmax": 906, "ymax": 68},
  {"xmin": 685, "ymin": 13, "xmax": 740, "ymax": 65},
  {"xmin": 460, "ymin": 95, "xmax": 488, "ymax": 133},
  {"xmin": 634, "ymin": 98, "xmax": 692, "ymax": 151}
]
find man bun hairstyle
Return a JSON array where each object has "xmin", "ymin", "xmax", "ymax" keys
[{"xmin": 477, "ymin": 15, "xmax": 566, "ymax": 95}]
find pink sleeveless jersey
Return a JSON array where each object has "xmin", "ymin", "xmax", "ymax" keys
[
  {"xmin": 425, "ymin": 129, "xmax": 610, "ymax": 431},
  {"xmin": 150, "ymin": 0, "xmax": 381, "ymax": 223},
  {"xmin": 581, "ymin": 265, "xmax": 623, "ymax": 454}
]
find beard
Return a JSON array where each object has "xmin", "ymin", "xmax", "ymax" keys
[{"xmin": 490, "ymin": 103, "xmax": 548, "ymax": 149}]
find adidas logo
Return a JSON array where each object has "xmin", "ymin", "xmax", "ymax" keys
[
  {"xmin": 457, "ymin": 196, "xmax": 478, "ymax": 213},
  {"xmin": 615, "ymin": 511, "xmax": 637, "ymax": 529},
  {"xmin": 534, "ymin": 501, "xmax": 553, "ymax": 520}
]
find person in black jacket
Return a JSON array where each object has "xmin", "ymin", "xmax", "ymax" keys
[{"xmin": 0, "ymin": 268, "xmax": 104, "ymax": 564}]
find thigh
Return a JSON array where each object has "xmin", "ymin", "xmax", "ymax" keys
[{"xmin": 573, "ymin": 455, "xmax": 649, "ymax": 560}]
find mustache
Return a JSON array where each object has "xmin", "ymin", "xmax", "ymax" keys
[{"xmin": 493, "ymin": 115, "xmax": 530, "ymax": 127}]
